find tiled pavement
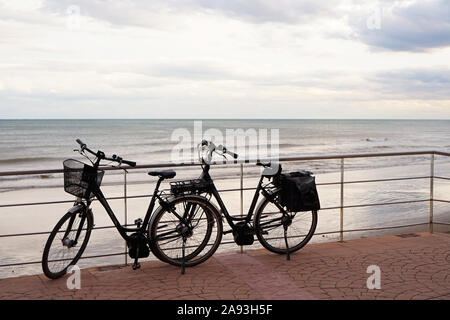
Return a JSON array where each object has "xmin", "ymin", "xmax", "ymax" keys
[{"xmin": 0, "ymin": 232, "xmax": 449, "ymax": 300}]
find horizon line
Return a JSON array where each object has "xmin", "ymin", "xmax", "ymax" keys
[{"xmin": 1, "ymin": 118, "xmax": 450, "ymax": 121}]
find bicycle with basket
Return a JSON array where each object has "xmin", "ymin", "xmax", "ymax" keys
[{"xmin": 42, "ymin": 139, "xmax": 222, "ymax": 278}]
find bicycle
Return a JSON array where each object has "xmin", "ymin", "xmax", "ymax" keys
[
  {"xmin": 162, "ymin": 140, "xmax": 318, "ymax": 262},
  {"xmin": 42, "ymin": 139, "xmax": 222, "ymax": 279}
]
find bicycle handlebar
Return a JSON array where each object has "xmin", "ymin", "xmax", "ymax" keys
[
  {"xmin": 223, "ymin": 147, "xmax": 238, "ymax": 159},
  {"xmin": 217, "ymin": 145, "xmax": 238, "ymax": 159},
  {"xmin": 200, "ymin": 140, "xmax": 239, "ymax": 162},
  {"xmin": 120, "ymin": 159, "xmax": 137, "ymax": 167},
  {"xmin": 75, "ymin": 139, "xmax": 136, "ymax": 167},
  {"xmin": 104, "ymin": 155, "xmax": 137, "ymax": 167}
]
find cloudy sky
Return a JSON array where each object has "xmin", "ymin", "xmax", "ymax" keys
[{"xmin": 0, "ymin": 0, "xmax": 449, "ymax": 119}]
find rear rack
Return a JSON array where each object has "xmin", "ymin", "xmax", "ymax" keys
[{"xmin": 170, "ymin": 179, "xmax": 213, "ymax": 196}]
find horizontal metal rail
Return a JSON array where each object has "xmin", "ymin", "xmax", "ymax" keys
[{"xmin": 0, "ymin": 150, "xmax": 449, "ymax": 270}]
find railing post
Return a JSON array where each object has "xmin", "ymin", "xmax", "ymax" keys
[
  {"xmin": 124, "ymin": 170, "xmax": 128, "ymax": 265},
  {"xmin": 429, "ymin": 153, "xmax": 434, "ymax": 233},
  {"xmin": 340, "ymin": 158, "xmax": 344, "ymax": 242},
  {"xmin": 240, "ymin": 163, "xmax": 244, "ymax": 254}
]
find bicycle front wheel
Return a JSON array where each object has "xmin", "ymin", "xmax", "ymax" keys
[
  {"xmin": 42, "ymin": 208, "xmax": 93, "ymax": 279},
  {"xmin": 254, "ymin": 197, "xmax": 317, "ymax": 255},
  {"xmin": 149, "ymin": 195, "xmax": 222, "ymax": 267}
]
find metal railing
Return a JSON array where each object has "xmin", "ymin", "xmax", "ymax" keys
[{"xmin": 1, "ymin": 150, "xmax": 450, "ymax": 270}]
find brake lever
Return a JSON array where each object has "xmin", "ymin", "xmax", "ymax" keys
[{"xmin": 74, "ymin": 148, "xmax": 86, "ymax": 157}]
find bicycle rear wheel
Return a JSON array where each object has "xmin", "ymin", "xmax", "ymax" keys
[
  {"xmin": 42, "ymin": 208, "xmax": 93, "ymax": 279},
  {"xmin": 254, "ymin": 197, "xmax": 317, "ymax": 254},
  {"xmin": 149, "ymin": 195, "xmax": 222, "ymax": 267}
]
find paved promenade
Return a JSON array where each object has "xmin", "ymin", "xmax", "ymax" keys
[{"xmin": 0, "ymin": 232, "xmax": 449, "ymax": 300}]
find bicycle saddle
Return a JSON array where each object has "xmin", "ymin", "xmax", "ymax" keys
[
  {"xmin": 148, "ymin": 170, "xmax": 176, "ymax": 179},
  {"xmin": 259, "ymin": 162, "xmax": 282, "ymax": 177}
]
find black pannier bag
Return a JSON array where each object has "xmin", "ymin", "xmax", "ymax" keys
[{"xmin": 277, "ymin": 171, "xmax": 320, "ymax": 212}]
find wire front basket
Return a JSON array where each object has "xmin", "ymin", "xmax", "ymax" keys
[{"xmin": 63, "ymin": 159, "xmax": 104, "ymax": 199}]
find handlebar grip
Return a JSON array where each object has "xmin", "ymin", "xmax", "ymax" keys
[
  {"xmin": 227, "ymin": 150, "xmax": 238, "ymax": 159},
  {"xmin": 122, "ymin": 160, "xmax": 137, "ymax": 167},
  {"xmin": 76, "ymin": 139, "xmax": 86, "ymax": 149}
]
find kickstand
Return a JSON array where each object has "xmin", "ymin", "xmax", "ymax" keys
[
  {"xmin": 132, "ymin": 247, "xmax": 141, "ymax": 270},
  {"xmin": 284, "ymin": 226, "xmax": 290, "ymax": 261},
  {"xmin": 181, "ymin": 237, "xmax": 186, "ymax": 275}
]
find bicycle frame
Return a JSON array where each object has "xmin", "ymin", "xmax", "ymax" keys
[
  {"xmin": 78, "ymin": 154, "xmax": 168, "ymax": 242},
  {"xmin": 199, "ymin": 163, "xmax": 285, "ymax": 230},
  {"xmin": 89, "ymin": 178, "xmax": 165, "ymax": 242}
]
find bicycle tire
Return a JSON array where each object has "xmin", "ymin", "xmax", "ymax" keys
[
  {"xmin": 254, "ymin": 196, "xmax": 317, "ymax": 255},
  {"xmin": 42, "ymin": 208, "xmax": 93, "ymax": 279},
  {"xmin": 149, "ymin": 195, "xmax": 222, "ymax": 267}
]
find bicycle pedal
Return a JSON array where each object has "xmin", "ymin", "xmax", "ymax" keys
[{"xmin": 134, "ymin": 218, "xmax": 143, "ymax": 227}]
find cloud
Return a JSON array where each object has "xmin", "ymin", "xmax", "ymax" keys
[
  {"xmin": 40, "ymin": 0, "xmax": 179, "ymax": 29},
  {"xmin": 1, "ymin": 0, "xmax": 450, "ymax": 119},
  {"xmin": 352, "ymin": 0, "xmax": 450, "ymax": 51},
  {"xmin": 369, "ymin": 67, "xmax": 450, "ymax": 99},
  {"xmin": 193, "ymin": 0, "xmax": 334, "ymax": 24},
  {"xmin": 40, "ymin": 0, "xmax": 335, "ymax": 27}
]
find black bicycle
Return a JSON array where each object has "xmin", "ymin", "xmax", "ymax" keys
[
  {"xmin": 42, "ymin": 139, "xmax": 222, "ymax": 279},
  {"xmin": 168, "ymin": 140, "xmax": 319, "ymax": 261}
]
